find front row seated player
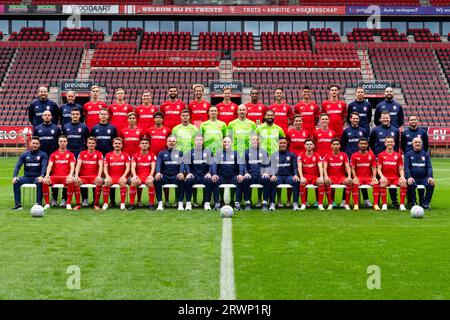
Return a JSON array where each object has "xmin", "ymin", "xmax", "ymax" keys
[
  {"xmin": 128, "ymin": 138, "xmax": 156, "ymax": 211},
  {"xmin": 184, "ymin": 135, "xmax": 216, "ymax": 211},
  {"xmin": 377, "ymin": 136, "xmax": 407, "ymax": 211},
  {"xmin": 322, "ymin": 138, "xmax": 352, "ymax": 211},
  {"xmin": 297, "ymin": 139, "xmax": 323, "ymax": 211},
  {"xmin": 12, "ymin": 137, "xmax": 48, "ymax": 210},
  {"xmin": 268, "ymin": 137, "xmax": 300, "ymax": 211},
  {"xmin": 42, "ymin": 135, "xmax": 76, "ymax": 210},
  {"xmin": 212, "ymin": 136, "xmax": 246, "ymax": 211},
  {"xmin": 102, "ymin": 137, "xmax": 130, "ymax": 211},
  {"xmin": 350, "ymin": 138, "xmax": 380, "ymax": 211},
  {"xmin": 73, "ymin": 137, "xmax": 104, "ymax": 210},
  {"xmin": 404, "ymin": 137, "xmax": 435, "ymax": 210},
  {"xmin": 154, "ymin": 135, "xmax": 187, "ymax": 211}
]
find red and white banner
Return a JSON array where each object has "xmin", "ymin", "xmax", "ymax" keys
[
  {"xmin": 428, "ymin": 127, "xmax": 450, "ymax": 146},
  {"xmin": 120, "ymin": 5, "xmax": 346, "ymax": 16},
  {"xmin": 0, "ymin": 126, "xmax": 32, "ymax": 144}
]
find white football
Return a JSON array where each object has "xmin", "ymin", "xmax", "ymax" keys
[
  {"xmin": 410, "ymin": 205, "xmax": 424, "ymax": 219},
  {"xmin": 220, "ymin": 205, "xmax": 234, "ymax": 218},
  {"xmin": 30, "ymin": 204, "xmax": 44, "ymax": 218}
]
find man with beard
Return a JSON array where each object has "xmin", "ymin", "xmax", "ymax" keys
[
  {"xmin": 188, "ymin": 84, "xmax": 210, "ymax": 126},
  {"xmin": 245, "ymin": 89, "xmax": 266, "ymax": 126},
  {"xmin": 256, "ymin": 109, "xmax": 285, "ymax": 157},
  {"xmin": 160, "ymin": 86, "xmax": 186, "ymax": 130},
  {"xmin": 217, "ymin": 87, "xmax": 238, "ymax": 125},
  {"xmin": 294, "ymin": 85, "xmax": 320, "ymax": 137},
  {"xmin": 268, "ymin": 88, "xmax": 293, "ymax": 136},
  {"xmin": 401, "ymin": 115, "xmax": 429, "ymax": 154},
  {"xmin": 200, "ymin": 106, "xmax": 227, "ymax": 156},
  {"xmin": 374, "ymin": 87, "xmax": 404, "ymax": 129}
]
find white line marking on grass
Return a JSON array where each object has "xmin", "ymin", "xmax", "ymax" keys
[{"xmin": 220, "ymin": 218, "xmax": 236, "ymax": 300}]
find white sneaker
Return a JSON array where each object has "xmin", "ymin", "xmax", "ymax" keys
[
  {"xmin": 269, "ymin": 203, "xmax": 276, "ymax": 211},
  {"xmin": 318, "ymin": 204, "xmax": 325, "ymax": 211},
  {"xmin": 344, "ymin": 204, "xmax": 351, "ymax": 211},
  {"xmin": 178, "ymin": 202, "xmax": 184, "ymax": 211},
  {"xmin": 204, "ymin": 202, "xmax": 211, "ymax": 211},
  {"xmin": 44, "ymin": 204, "xmax": 50, "ymax": 210},
  {"xmin": 300, "ymin": 204, "xmax": 306, "ymax": 211},
  {"xmin": 66, "ymin": 204, "xmax": 72, "ymax": 210},
  {"xmin": 82, "ymin": 199, "xmax": 89, "ymax": 207},
  {"xmin": 382, "ymin": 204, "xmax": 388, "ymax": 211},
  {"xmin": 293, "ymin": 203, "xmax": 299, "ymax": 211},
  {"xmin": 60, "ymin": 199, "xmax": 67, "ymax": 207},
  {"xmin": 399, "ymin": 204, "xmax": 407, "ymax": 211},
  {"xmin": 157, "ymin": 201, "xmax": 164, "ymax": 211},
  {"xmin": 120, "ymin": 203, "xmax": 126, "ymax": 210},
  {"xmin": 185, "ymin": 202, "xmax": 192, "ymax": 211},
  {"xmin": 340, "ymin": 200, "xmax": 347, "ymax": 208},
  {"xmin": 102, "ymin": 203, "xmax": 108, "ymax": 210},
  {"xmin": 327, "ymin": 204, "xmax": 333, "ymax": 210},
  {"xmin": 364, "ymin": 199, "xmax": 373, "ymax": 208}
]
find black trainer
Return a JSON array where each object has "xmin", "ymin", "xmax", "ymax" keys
[
  {"xmin": 12, "ymin": 204, "xmax": 23, "ymax": 211},
  {"xmin": 148, "ymin": 205, "xmax": 155, "ymax": 211},
  {"xmin": 127, "ymin": 205, "xmax": 135, "ymax": 211},
  {"xmin": 262, "ymin": 203, "xmax": 268, "ymax": 211},
  {"xmin": 245, "ymin": 203, "xmax": 251, "ymax": 211},
  {"xmin": 109, "ymin": 201, "xmax": 117, "ymax": 208}
]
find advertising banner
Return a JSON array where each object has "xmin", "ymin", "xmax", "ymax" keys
[
  {"xmin": 428, "ymin": 127, "xmax": 450, "ymax": 146},
  {"xmin": 60, "ymin": 80, "xmax": 94, "ymax": 92},
  {"xmin": 124, "ymin": 5, "xmax": 346, "ymax": 16},
  {"xmin": 0, "ymin": 126, "xmax": 32, "ymax": 144},
  {"xmin": 358, "ymin": 81, "xmax": 392, "ymax": 92},
  {"xmin": 209, "ymin": 81, "xmax": 242, "ymax": 93},
  {"xmin": 347, "ymin": 6, "xmax": 450, "ymax": 15},
  {"xmin": 62, "ymin": 5, "xmax": 119, "ymax": 14}
]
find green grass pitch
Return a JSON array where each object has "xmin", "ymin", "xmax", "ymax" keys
[{"xmin": 0, "ymin": 157, "xmax": 449, "ymax": 299}]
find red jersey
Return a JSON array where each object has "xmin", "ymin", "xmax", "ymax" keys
[
  {"xmin": 83, "ymin": 100, "xmax": 108, "ymax": 131},
  {"xmin": 120, "ymin": 126, "xmax": 146, "ymax": 156},
  {"xmin": 105, "ymin": 151, "xmax": 130, "ymax": 177},
  {"xmin": 268, "ymin": 102, "xmax": 293, "ymax": 134},
  {"xmin": 313, "ymin": 128, "xmax": 337, "ymax": 157},
  {"xmin": 108, "ymin": 103, "xmax": 134, "ymax": 132},
  {"xmin": 245, "ymin": 102, "xmax": 267, "ymax": 125},
  {"xmin": 188, "ymin": 100, "xmax": 210, "ymax": 126},
  {"xmin": 298, "ymin": 152, "xmax": 321, "ymax": 177},
  {"xmin": 321, "ymin": 100, "xmax": 347, "ymax": 136},
  {"xmin": 378, "ymin": 151, "xmax": 403, "ymax": 178},
  {"xmin": 49, "ymin": 150, "xmax": 76, "ymax": 176},
  {"xmin": 146, "ymin": 126, "xmax": 171, "ymax": 156},
  {"xmin": 217, "ymin": 101, "xmax": 238, "ymax": 125},
  {"xmin": 325, "ymin": 152, "xmax": 349, "ymax": 177},
  {"xmin": 135, "ymin": 104, "xmax": 158, "ymax": 129},
  {"xmin": 287, "ymin": 128, "xmax": 310, "ymax": 156},
  {"xmin": 133, "ymin": 151, "xmax": 157, "ymax": 177},
  {"xmin": 351, "ymin": 151, "xmax": 377, "ymax": 179},
  {"xmin": 160, "ymin": 99, "xmax": 186, "ymax": 130},
  {"xmin": 78, "ymin": 149, "xmax": 103, "ymax": 176},
  {"xmin": 293, "ymin": 101, "xmax": 320, "ymax": 135}
]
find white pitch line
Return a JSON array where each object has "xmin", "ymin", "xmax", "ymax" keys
[{"xmin": 220, "ymin": 218, "xmax": 236, "ymax": 300}]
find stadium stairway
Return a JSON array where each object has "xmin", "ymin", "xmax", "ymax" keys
[
  {"xmin": 219, "ymin": 60, "xmax": 233, "ymax": 82},
  {"xmin": 357, "ymin": 49, "xmax": 375, "ymax": 81},
  {"xmin": 432, "ymin": 50, "xmax": 450, "ymax": 93}
]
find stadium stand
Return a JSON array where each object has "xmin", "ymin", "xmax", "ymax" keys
[
  {"xmin": 299, "ymin": 0, "xmax": 420, "ymax": 4},
  {"xmin": 310, "ymin": 28, "xmax": 341, "ymax": 43},
  {"xmin": 9, "ymin": 28, "xmax": 50, "ymax": 42},
  {"xmin": 56, "ymin": 27, "xmax": 105, "ymax": 43},
  {"xmin": 368, "ymin": 45, "xmax": 450, "ymax": 126},
  {"xmin": 347, "ymin": 29, "xmax": 375, "ymax": 42},
  {"xmin": 198, "ymin": 32, "xmax": 254, "ymax": 51},
  {"xmin": 261, "ymin": 32, "xmax": 311, "ymax": 51},
  {"xmin": 380, "ymin": 29, "xmax": 408, "ymax": 42},
  {"xmin": 89, "ymin": 68, "xmax": 219, "ymax": 105},
  {"xmin": 141, "ymin": 32, "xmax": 191, "ymax": 50},
  {"xmin": 111, "ymin": 28, "xmax": 142, "ymax": 42},
  {"xmin": 0, "ymin": 43, "xmax": 84, "ymax": 125},
  {"xmin": 407, "ymin": 28, "xmax": 442, "ymax": 42}
]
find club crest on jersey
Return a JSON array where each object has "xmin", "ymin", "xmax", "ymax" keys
[
  {"xmin": 359, "ymin": 132, "xmax": 363, "ymax": 136},
  {"xmin": 37, "ymin": 156, "xmax": 40, "ymax": 160},
  {"xmin": 422, "ymin": 156, "xmax": 425, "ymax": 161},
  {"xmin": 78, "ymin": 128, "xmax": 82, "ymax": 133},
  {"xmin": 286, "ymin": 156, "xmax": 290, "ymax": 161},
  {"xmin": 340, "ymin": 155, "xmax": 343, "ymax": 160},
  {"xmin": 46, "ymin": 106, "xmax": 50, "ymax": 110},
  {"xmin": 393, "ymin": 106, "xmax": 397, "ymax": 110},
  {"xmin": 51, "ymin": 130, "xmax": 54, "ymax": 134},
  {"xmin": 391, "ymin": 132, "xmax": 395, "ymax": 136},
  {"xmin": 107, "ymin": 129, "xmax": 111, "ymax": 134}
]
